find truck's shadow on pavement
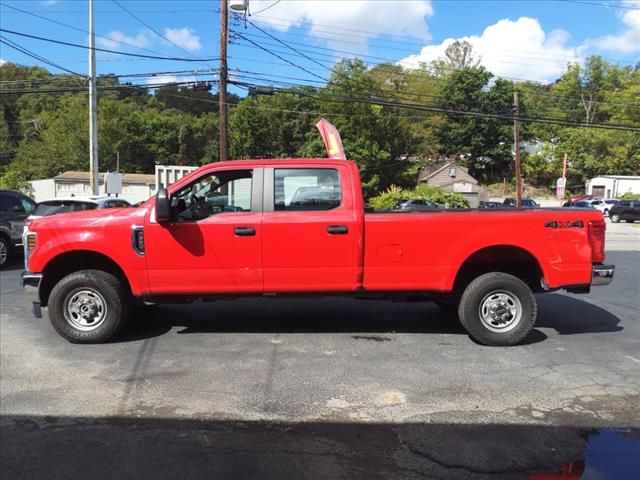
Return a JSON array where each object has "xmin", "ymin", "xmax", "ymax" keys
[
  {"xmin": 5, "ymin": 415, "xmax": 638, "ymax": 480},
  {"xmin": 119, "ymin": 293, "xmax": 622, "ymax": 345}
]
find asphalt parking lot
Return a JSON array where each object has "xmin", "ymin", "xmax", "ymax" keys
[{"xmin": 1, "ymin": 222, "xmax": 639, "ymax": 479}]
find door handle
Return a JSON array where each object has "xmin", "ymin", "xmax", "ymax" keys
[
  {"xmin": 327, "ymin": 225, "xmax": 348, "ymax": 235},
  {"xmin": 234, "ymin": 226, "xmax": 256, "ymax": 236}
]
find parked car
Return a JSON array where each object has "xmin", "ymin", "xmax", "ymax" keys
[
  {"xmin": 478, "ymin": 201, "xmax": 502, "ymax": 208},
  {"xmin": 394, "ymin": 198, "xmax": 440, "ymax": 211},
  {"xmin": 0, "ymin": 189, "xmax": 36, "ymax": 267},
  {"xmin": 609, "ymin": 200, "xmax": 640, "ymax": 223},
  {"xmin": 563, "ymin": 200, "xmax": 596, "ymax": 209},
  {"xmin": 23, "ymin": 158, "xmax": 613, "ymax": 347},
  {"xmin": 503, "ymin": 198, "xmax": 540, "ymax": 207},
  {"xmin": 26, "ymin": 196, "xmax": 131, "ymax": 227},
  {"xmin": 588, "ymin": 199, "xmax": 618, "ymax": 217}
]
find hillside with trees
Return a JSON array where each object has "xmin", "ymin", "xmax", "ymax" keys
[{"xmin": 1, "ymin": 47, "xmax": 638, "ymax": 197}]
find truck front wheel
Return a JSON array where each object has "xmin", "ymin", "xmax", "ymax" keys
[
  {"xmin": 458, "ymin": 272, "xmax": 536, "ymax": 346},
  {"xmin": 48, "ymin": 270, "xmax": 131, "ymax": 344}
]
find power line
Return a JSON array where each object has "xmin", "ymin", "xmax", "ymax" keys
[
  {"xmin": 0, "ymin": 28, "xmax": 219, "ymax": 62},
  {"xmin": 556, "ymin": 0, "xmax": 640, "ymax": 10},
  {"xmin": 249, "ymin": 0, "xmax": 283, "ymax": 16},
  {"xmin": 0, "ymin": 35, "xmax": 86, "ymax": 77},
  {"xmin": 230, "ymin": 81, "xmax": 640, "ymax": 132},
  {"xmin": 245, "ymin": 18, "xmax": 331, "ymax": 70},
  {"xmin": 249, "ymin": 15, "xmax": 637, "ymax": 66},
  {"xmin": 0, "ymin": 79, "xmax": 219, "ymax": 95},
  {"xmin": 111, "ymin": 0, "xmax": 212, "ymax": 67},
  {"xmin": 0, "ymin": 2, "xmax": 176, "ymax": 58},
  {"xmin": 231, "ymin": 36, "xmax": 640, "ymax": 110},
  {"xmin": 232, "ymin": 31, "xmax": 327, "ymax": 82}
]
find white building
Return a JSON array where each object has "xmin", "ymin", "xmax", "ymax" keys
[
  {"xmin": 155, "ymin": 165, "xmax": 198, "ymax": 191},
  {"xmin": 586, "ymin": 175, "xmax": 640, "ymax": 198},
  {"xmin": 30, "ymin": 171, "xmax": 156, "ymax": 204}
]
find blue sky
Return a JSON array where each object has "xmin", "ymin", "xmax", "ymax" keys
[{"xmin": 1, "ymin": 0, "xmax": 639, "ymax": 91}]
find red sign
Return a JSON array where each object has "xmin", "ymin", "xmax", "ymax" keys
[{"xmin": 315, "ymin": 119, "xmax": 346, "ymax": 160}]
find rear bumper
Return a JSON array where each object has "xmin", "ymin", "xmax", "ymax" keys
[
  {"xmin": 592, "ymin": 264, "xmax": 614, "ymax": 286},
  {"xmin": 22, "ymin": 272, "xmax": 43, "ymax": 318}
]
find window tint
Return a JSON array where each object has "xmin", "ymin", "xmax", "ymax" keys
[
  {"xmin": 274, "ymin": 169, "xmax": 341, "ymax": 211},
  {"xmin": 0, "ymin": 194, "xmax": 21, "ymax": 213},
  {"xmin": 619, "ymin": 201, "xmax": 631, "ymax": 207},
  {"xmin": 171, "ymin": 169, "xmax": 252, "ymax": 222},
  {"xmin": 33, "ymin": 201, "xmax": 97, "ymax": 216},
  {"xmin": 19, "ymin": 197, "xmax": 35, "ymax": 214}
]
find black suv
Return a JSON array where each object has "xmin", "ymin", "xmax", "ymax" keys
[
  {"xmin": 609, "ymin": 200, "xmax": 640, "ymax": 223},
  {"xmin": 503, "ymin": 198, "xmax": 540, "ymax": 207},
  {"xmin": 0, "ymin": 190, "xmax": 36, "ymax": 268}
]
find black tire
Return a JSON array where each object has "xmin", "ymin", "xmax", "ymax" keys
[
  {"xmin": 610, "ymin": 213, "xmax": 620, "ymax": 223},
  {"xmin": 458, "ymin": 272, "xmax": 536, "ymax": 346},
  {"xmin": 48, "ymin": 270, "xmax": 131, "ymax": 344},
  {"xmin": 0, "ymin": 236, "xmax": 11, "ymax": 269}
]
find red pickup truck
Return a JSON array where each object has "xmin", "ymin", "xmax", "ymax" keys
[{"xmin": 22, "ymin": 158, "xmax": 614, "ymax": 346}]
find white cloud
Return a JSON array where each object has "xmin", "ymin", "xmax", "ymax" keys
[
  {"xmin": 96, "ymin": 30, "xmax": 153, "ymax": 51},
  {"xmin": 40, "ymin": 0, "xmax": 58, "ymax": 5},
  {"xmin": 150, "ymin": 74, "xmax": 179, "ymax": 85},
  {"xmin": 246, "ymin": 0, "xmax": 433, "ymax": 48},
  {"xmin": 163, "ymin": 27, "xmax": 202, "ymax": 52},
  {"xmin": 0, "ymin": 58, "xmax": 6, "ymax": 66},
  {"xmin": 590, "ymin": 1, "xmax": 640, "ymax": 54},
  {"xmin": 399, "ymin": 17, "xmax": 585, "ymax": 83}
]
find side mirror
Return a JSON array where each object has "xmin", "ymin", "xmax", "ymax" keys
[{"xmin": 155, "ymin": 188, "xmax": 171, "ymax": 222}]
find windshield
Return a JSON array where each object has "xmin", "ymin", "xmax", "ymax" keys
[{"xmin": 33, "ymin": 201, "xmax": 97, "ymax": 216}]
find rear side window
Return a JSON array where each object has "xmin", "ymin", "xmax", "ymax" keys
[
  {"xmin": 619, "ymin": 201, "xmax": 631, "ymax": 207},
  {"xmin": 274, "ymin": 169, "xmax": 341, "ymax": 211},
  {"xmin": 33, "ymin": 201, "xmax": 97, "ymax": 216}
]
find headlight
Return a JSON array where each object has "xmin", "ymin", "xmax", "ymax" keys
[{"xmin": 23, "ymin": 231, "xmax": 37, "ymax": 270}]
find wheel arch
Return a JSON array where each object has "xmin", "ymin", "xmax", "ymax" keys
[
  {"xmin": 40, "ymin": 250, "xmax": 132, "ymax": 306},
  {"xmin": 452, "ymin": 245, "xmax": 545, "ymax": 294}
]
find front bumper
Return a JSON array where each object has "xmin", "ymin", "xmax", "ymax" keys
[
  {"xmin": 22, "ymin": 272, "xmax": 43, "ymax": 318},
  {"xmin": 592, "ymin": 264, "xmax": 614, "ymax": 286}
]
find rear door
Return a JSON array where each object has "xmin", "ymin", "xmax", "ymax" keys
[
  {"xmin": 261, "ymin": 165, "xmax": 360, "ymax": 292},
  {"xmin": 633, "ymin": 201, "xmax": 640, "ymax": 220}
]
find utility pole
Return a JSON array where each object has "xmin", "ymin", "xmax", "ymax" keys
[
  {"xmin": 88, "ymin": 0, "xmax": 99, "ymax": 194},
  {"xmin": 219, "ymin": 0, "xmax": 229, "ymax": 162},
  {"xmin": 513, "ymin": 91, "xmax": 522, "ymax": 207}
]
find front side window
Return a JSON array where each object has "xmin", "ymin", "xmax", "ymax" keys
[
  {"xmin": 0, "ymin": 195, "xmax": 22, "ymax": 214},
  {"xmin": 171, "ymin": 169, "xmax": 252, "ymax": 222},
  {"xmin": 19, "ymin": 197, "xmax": 35, "ymax": 214},
  {"xmin": 274, "ymin": 169, "xmax": 341, "ymax": 211}
]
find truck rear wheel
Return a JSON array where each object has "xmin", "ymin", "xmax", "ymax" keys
[
  {"xmin": 48, "ymin": 270, "xmax": 131, "ymax": 344},
  {"xmin": 458, "ymin": 272, "xmax": 536, "ymax": 346}
]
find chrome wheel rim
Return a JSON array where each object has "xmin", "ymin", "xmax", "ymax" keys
[
  {"xmin": 64, "ymin": 289, "xmax": 108, "ymax": 331},
  {"xmin": 611, "ymin": 214, "xmax": 619, "ymax": 222},
  {"xmin": 0, "ymin": 241, "xmax": 7, "ymax": 265},
  {"xmin": 478, "ymin": 290, "xmax": 522, "ymax": 333}
]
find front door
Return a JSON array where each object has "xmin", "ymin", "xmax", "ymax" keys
[
  {"xmin": 144, "ymin": 167, "xmax": 263, "ymax": 295},
  {"xmin": 261, "ymin": 166, "xmax": 361, "ymax": 292}
]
